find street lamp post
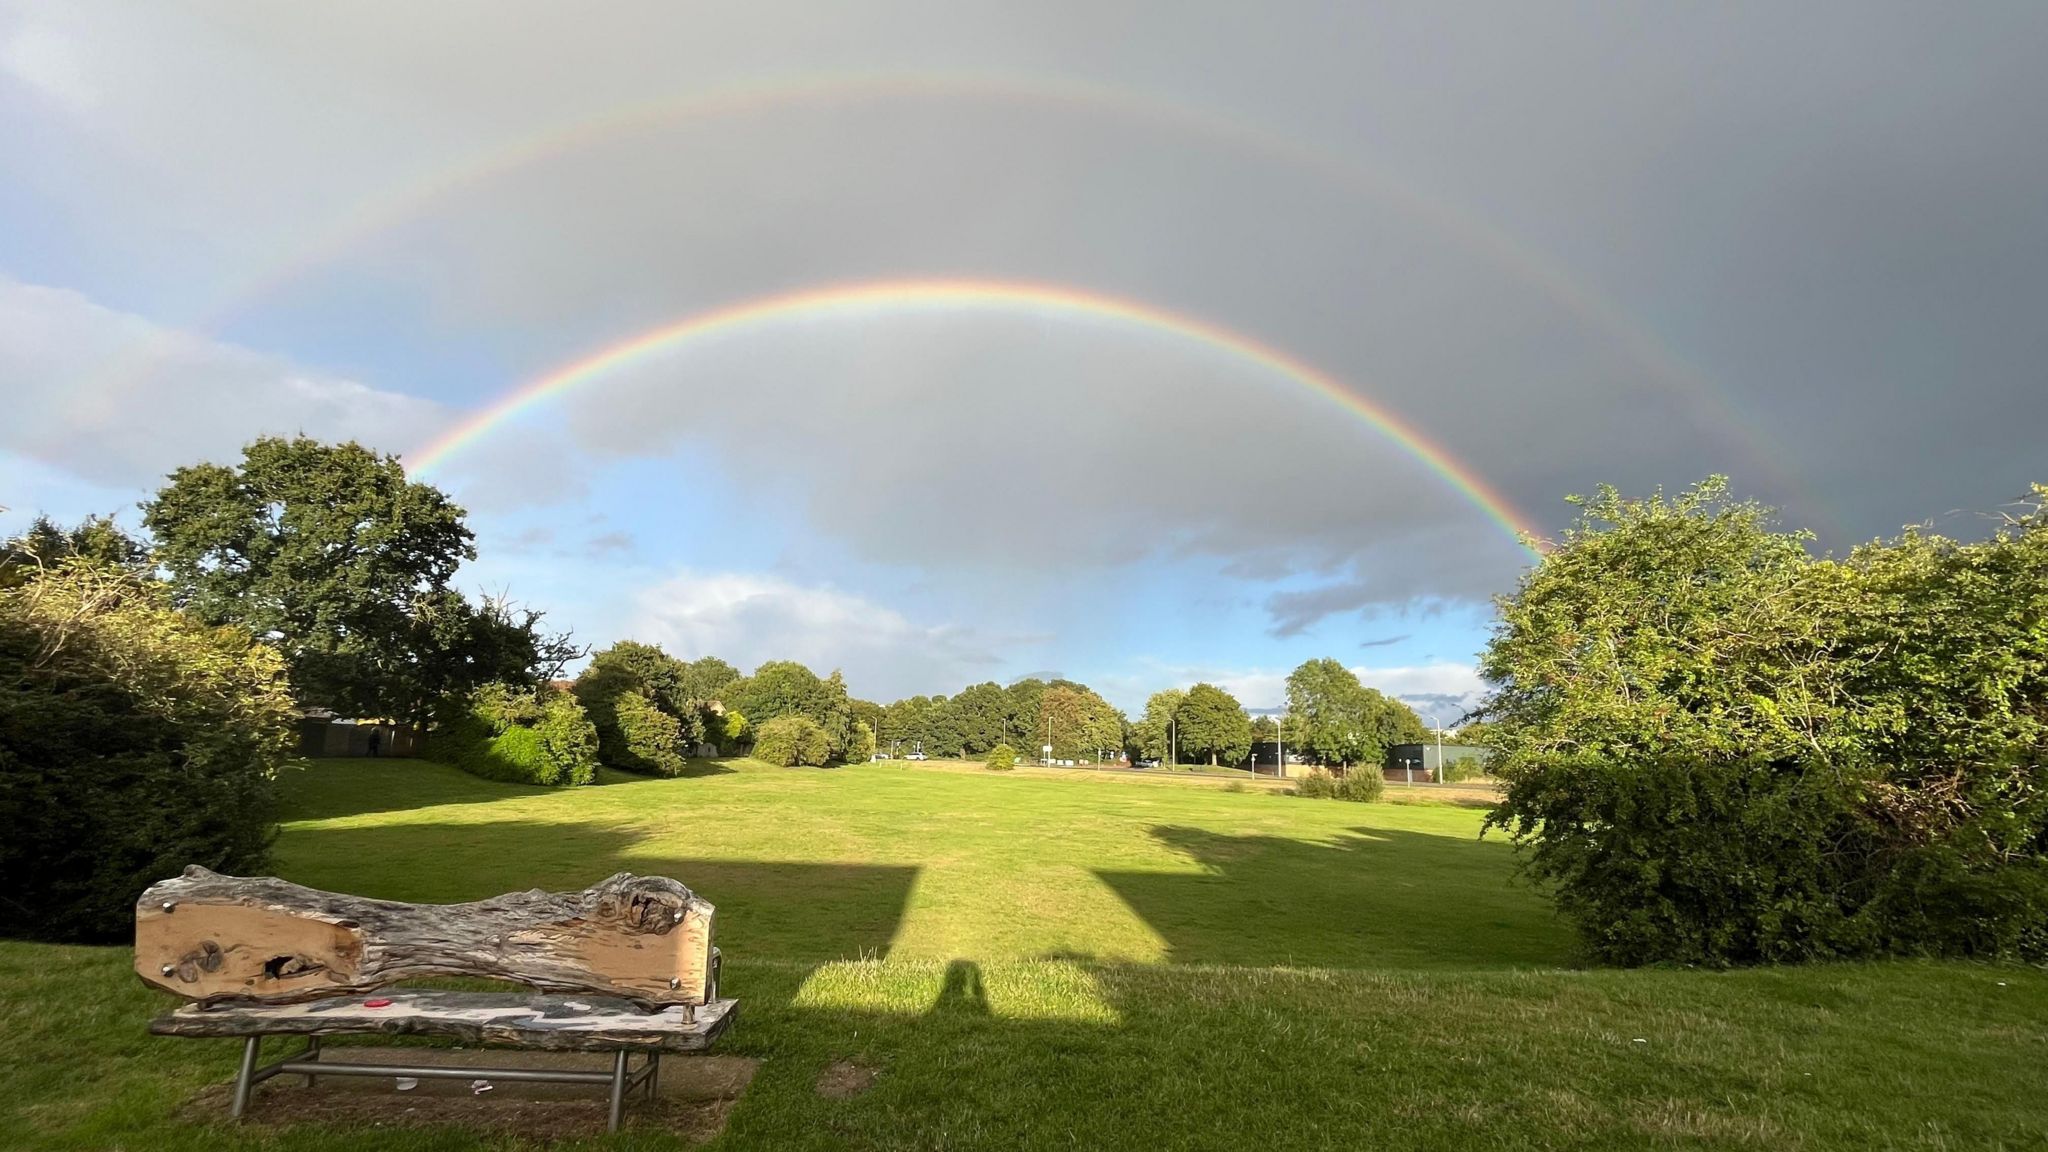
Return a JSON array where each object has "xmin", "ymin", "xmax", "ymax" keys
[{"xmin": 1420, "ymin": 712, "xmax": 1445, "ymax": 784}]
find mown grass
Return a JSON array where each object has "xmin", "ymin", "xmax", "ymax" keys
[{"xmin": 2, "ymin": 757, "xmax": 2043, "ymax": 1150}]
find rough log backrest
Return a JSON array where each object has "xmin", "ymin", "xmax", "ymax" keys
[{"xmin": 134, "ymin": 867, "xmax": 716, "ymax": 1008}]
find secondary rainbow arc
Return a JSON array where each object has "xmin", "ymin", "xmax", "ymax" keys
[{"xmin": 407, "ymin": 278, "xmax": 1546, "ymax": 559}]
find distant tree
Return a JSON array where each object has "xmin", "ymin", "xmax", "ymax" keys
[
  {"xmin": 1035, "ymin": 682, "xmax": 1122, "ymax": 760},
  {"xmin": 573, "ymin": 641, "xmax": 702, "ymax": 773},
  {"xmin": 753, "ymin": 714, "xmax": 832, "ymax": 767},
  {"xmin": 1, "ymin": 514, "xmax": 150, "ymax": 588},
  {"xmin": 1003, "ymin": 678, "xmax": 1047, "ymax": 747},
  {"xmin": 1250, "ymin": 714, "xmax": 1279, "ymax": 741},
  {"xmin": 847, "ymin": 720, "xmax": 877, "ymax": 763},
  {"xmin": 944, "ymin": 681, "xmax": 1011, "ymax": 753},
  {"xmin": 984, "ymin": 743, "xmax": 1017, "ymax": 771},
  {"xmin": 142, "ymin": 436, "xmax": 560, "ymax": 722},
  {"xmin": 677, "ymin": 655, "xmax": 741, "ymax": 704},
  {"xmin": 726, "ymin": 661, "xmax": 855, "ymax": 756},
  {"xmin": 1283, "ymin": 658, "xmax": 1374, "ymax": 767},
  {"xmin": 1131, "ymin": 688, "xmax": 1186, "ymax": 762},
  {"xmin": 1176, "ymin": 682, "xmax": 1253, "ymax": 766}
]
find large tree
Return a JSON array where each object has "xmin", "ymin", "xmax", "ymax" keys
[
  {"xmin": 943, "ymin": 681, "xmax": 1011, "ymax": 754},
  {"xmin": 142, "ymin": 437, "xmax": 551, "ymax": 720},
  {"xmin": 1173, "ymin": 682, "xmax": 1252, "ymax": 766},
  {"xmin": 1282, "ymin": 658, "xmax": 1426, "ymax": 767},
  {"xmin": 1131, "ymin": 688, "xmax": 1186, "ymax": 762},
  {"xmin": 1034, "ymin": 682, "xmax": 1122, "ymax": 760},
  {"xmin": 726, "ymin": 661, "xmax": 855, "ymax": 755}
]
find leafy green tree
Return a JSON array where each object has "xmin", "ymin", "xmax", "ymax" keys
[
  {"xmin": 847, "ymin": 720, "xmax": 878, "ymax": 763},
  {"xmin": 1003, "ymin": 678, "xmax": 1047, "ymax": 748},
  {"xmin": 1482, "ymin": 478, "xmax": 2048, "ymax": 964},
  {"xmin": 1176, "ymin": 682, "xmax": 1253, "ymax": 766},
  {"xmin": 944, "ymin": 682, "xmax": 1010, "ymax": 753},
  {"xmin": 677, "ymin": 655, "xmax": 741, "ymax": 704},
  {"xmin": 0, "ymin": 560, "xmax": 295, "ymax": 941},
  {"xmin": 1131, "ymin": 688, "xmax": 1185, "ymax": 762},
  {"xmin": 142, "ymin": 437, "xmax": 560, "ymax": 721},
  {"xmin": 1283, "ymin": 658, "xmax": 1373, "ymax": 766},
  {"xmin": 432, "ymin": 682, "xmax": 599, "ymax": 786},
  {"xmin": 2, "ymin": 514, "xmax": 150, "ymax": 588},
  {"xmin": 727, "ymin": 661, "xmax": 855, "ymax": 754},
  {"xmin": 1035, "ymin": 682, "xmax": 1122, "ymax": 760},
  {"xmin": 573, "ymin": 642, "xmax": 701, "ymax": 773},
  {"xmin": 753, "ymin": 714, "xmax": 832, "ymax": 767},
  {"xmin": 984, "ymin": 743, "xmax": 1017, "ymax": 771}
]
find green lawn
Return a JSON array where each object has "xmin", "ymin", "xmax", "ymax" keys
[{"xmin": 3, "ymin": 757, "xmax": 2044, "ymax": 1149}]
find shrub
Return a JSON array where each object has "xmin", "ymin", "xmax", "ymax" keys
[
  {"xmin": 1483, "ymin": 479, "xmax": 2048, "ymax": 965},
  {"xmin": 573, "ymin": 642, "xmax": 704, "ymax": 772},
  {"xmin": 984, "ymin": 743, "xmax": 1017, "ymax": 771},
  {"xmin": 0, "ymin": 562, "xmax": 293, "ymax": 942},
  {"xmin": 433, "ymin": 684, "xmax": 599, "ymax": 786},
  {"xmin": 1293, "ymin": 768, "xmax": 1339, "ymax": 798},
  {"xmin": 610, "ymin": 690, "xmax": 687, "ymax": 776},
  {"xmin": 1334, "ymin": 766, "xmax": 1385, "ymax": 803},
  {"xmin": 1222, "ymin": 780, "xmax": 1246, "ymax": 793},
  {"xmin": 754, "ymin": 714, "xmax": 832, "ymax": 767},
  {"xmin": 847, "ymin": 720, "xmax": 877, "ymax": 764}
]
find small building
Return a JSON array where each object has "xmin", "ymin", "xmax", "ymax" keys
[
  {"xmin": 294, "ymin": 713, "xmax": 421, "ymax": 758},
  {"xmin": 1384, "ymin": 743, "xmax": 1487, "ymax": 783}
]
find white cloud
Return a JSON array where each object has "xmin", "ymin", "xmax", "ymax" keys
[
  {"xmin": 629, "ymin": 570, "xmax": 1021, "ymax": 701},
  {"xmin": 0, "ymin": 277, "xmax": 452, "ymax": 491},
  {"xmin": 1351, "ymin": 663, "xmax": 1487, "ymax": 722},
  {"xmin": 1, "ymin": 21, "xmax": 95, "ymax": 108}
]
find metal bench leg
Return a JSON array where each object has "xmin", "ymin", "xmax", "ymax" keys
[
  {"xmin": 231, "ymin": 1036, "xmax": 261, "ymax": 1120},
  {"xmin": 607, "ymin": 1048, "xmax": 629, "ymax": 1132},
  {"xmin": 645, "ymin": 1051, "xmax": 662, "ymax": 1099},
  {"xmin": 303, "ymin": 1036, "xmax": 322, "ymax": 1087}
]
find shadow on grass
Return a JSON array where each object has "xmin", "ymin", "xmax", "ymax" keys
[
  {"xmin": 272, "ymin": 818, "xmax": 919, "ymax": 963},
  {"xmin": 1095, "ymin": 824, "xmax": 1575, "ymax": 969}
]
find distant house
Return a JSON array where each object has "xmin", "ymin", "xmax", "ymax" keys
[{"xmin": 1384, "ymin": 743, "xmax": 1487, "ymax": 783}]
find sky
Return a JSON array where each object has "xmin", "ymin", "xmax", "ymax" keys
[{"xmin": 3, "ymin": 2, "xmax": 2045, "ymax": 716}]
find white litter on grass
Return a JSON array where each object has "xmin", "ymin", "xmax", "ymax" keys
[
  {"xmin": 394, "ymin": 1077, "xmax": 418, "ymax": 1091},
  {"xmin": 1997, "ymin": 982, "xmax": 2008, "ymax": 987},
  {"xmin": 471, "ymin": 1079, "xmax": 494, "ymax": 1094},
  {"xmin": 1632, "ymin": 1038, "xmax": 1647, "ymax": 1044}
]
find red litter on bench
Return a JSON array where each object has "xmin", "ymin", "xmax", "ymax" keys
[{"xmin": 364, "ymin": 998, "xmax": 393, "ymax": 1008}]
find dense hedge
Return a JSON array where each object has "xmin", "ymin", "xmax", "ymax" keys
[
  {"xmin": 432, "ymin": 683, "xmax": 598, "ymax": 786},
  {"xmin": 1483, "ymin": 480, "xmax": 2048, "ymax": 965},
  {"xmin": 1294, "ymin": 767, "xmax": 1383, "ymax": 802},
  {"xmin": 754, "ymin": 714, "xmax": 832, "ymax": 767},
  {"xmin": 0, "ymin": 563, "xmax": 294, "ymax": 942}
]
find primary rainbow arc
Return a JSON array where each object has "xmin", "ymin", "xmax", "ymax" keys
[{"xmin": 408, "ymin": 278, "xmax": 1544, "ymax": 558}]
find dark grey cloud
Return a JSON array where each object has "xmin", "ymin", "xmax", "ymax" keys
[
  {"xmin": 7, "ymin": 1, "xmax": 2045, "ymax": 621},
  {"xmin": 1358, "ymin": 634, "xmax": 1410, "ymax": 650}
]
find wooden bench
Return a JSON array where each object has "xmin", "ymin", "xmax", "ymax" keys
[{"xmin": 136, "ymin": 867, "xmax": 736, "ymax": 1132}]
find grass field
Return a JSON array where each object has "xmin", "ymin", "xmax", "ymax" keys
[{"xmin": 3, "ymin": 757, "xmax": 2044, "ymax": 1150}]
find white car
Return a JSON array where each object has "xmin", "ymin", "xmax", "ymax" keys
[{"xmin": 905, "ymin": 752, "xmax": 929, "ymax": 761}]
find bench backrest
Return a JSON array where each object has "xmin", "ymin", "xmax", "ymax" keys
[{"xmin": 134, "ymin": 867, "xmax": 716, "ymax": 1007}]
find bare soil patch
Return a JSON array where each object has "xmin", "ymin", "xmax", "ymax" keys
[{"xmin": 814, "ymin": 1058, "xmax": 878, "ymax": 1099}]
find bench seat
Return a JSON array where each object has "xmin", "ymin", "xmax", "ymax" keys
[{"xmin": 150, "ymin": 991, "xmax": 738, "ymax": 1052}]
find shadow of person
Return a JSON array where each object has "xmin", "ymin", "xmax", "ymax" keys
[{"xmin": 929, "ymin": 959, "xmax": 991, "ymax": 1019}]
